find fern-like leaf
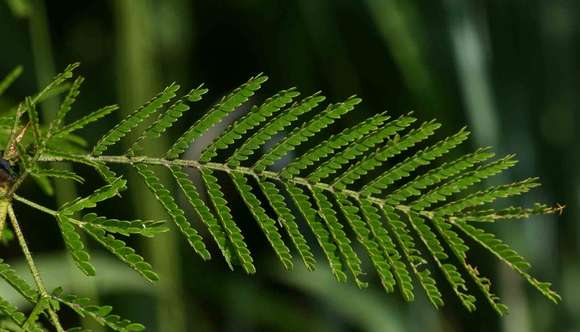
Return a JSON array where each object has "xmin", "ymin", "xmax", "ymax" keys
[
  {"xmin": 280, "ymin": 112, "xmax": 389, "ymax": 178},
  {"xmin": 230, "ymin": 172, "xmax": 293, "ymax": 269},
  {"xmin": 52, "ymin": 288, "xmax": 145, "ymax": 331},
  {"xmin": 257, "ymin": 179, "xmax": 316, "ymax": 270},
  {"xmin": 200, "ymin": 169, "xmax": 255, "ymax": 273},
  {"xmin": 129, "ymin": 86, "xmax": 208, "ymax": 155},
  {"xmin": 0, "ymin": 261, "xmax": 37, "ymax": 304},
  {"xmin": 361, "ymin": 127, "xmax": 470, "ymax": 196},
  {"xmin": 359, "ymin": 198, "xmax": 414, "ymax": 300},
  {"xmin": 53, "ymin": 105, "xmax": 119, "ymax": 138},
  {"xmin": 382, "ymin": 206, "xmax": 443, "ymax": 307},
  {"xmin": 135, "ymin": 164, "xmax": 210, "ymax": 260},
  {"xmin": 200, "ymin": 88, "xmax": 300, "ymax": 162},
  {"xmin": 171, "ymin": 166, "xmax": 235, "ymax": 268},
  {"xmin": 452, "ymin": 219, "xmax": 560, "ymax": 303},
  {"xmin": 60, "ymin": 177, "xmax": 127, "ymax": 215},
  {"xmin": 51, "ymin": 76, "xmax": 84, "ymax": 132},
  {"xmin": 226, "ymin": 93, "xmax": 326, "ymax": 167},
  {"xmin": 0, "ymin": 296, "xmax": 27, "ymax": 327},
  {"xmin": 84, "ymin": 225, "xmax": 159, "ymax": 282},
  {"xmin": 332, "ymin": 120, "xmax": 440, "ymax": 190},
  {"xmin": 166, "ymin": 75, "xmax": 267, "ymax": 159},
  {"xmin": 285, "ymin": 183, "xmax": 347, "ymax": 282},
  {"xmin": 253, "ymin": 96, "xmax": 362, "ymax": 172},
  {"xmin": 56, "ymin": 214, "xmax": 96, "ymax": 276},
  {"xmin": 92, "ymin": 83, "xmax": 180, "ymax": 156},
  {"xmin": 81, "ymin": 213, "xmax": 168, "ymax": 238},
  {"xmin": 13, "ymin": 69, "xmax": 561, "ymax": 321},
  {"xmin": 310, "ymin": 187, "xmax": 366, "ymax": 287},
  {"xmin": 405, "ymin": 213, "xmax": 476, "ymax": 311}
]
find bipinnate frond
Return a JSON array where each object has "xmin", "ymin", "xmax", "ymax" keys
[{"xmin": 0, "ymin": 64, "xmax": 564, "ymax": 330}]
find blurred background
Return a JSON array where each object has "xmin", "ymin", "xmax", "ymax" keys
[{"xmin": 0, "ymin": 0, "xmax": 579, "ymax": 331}]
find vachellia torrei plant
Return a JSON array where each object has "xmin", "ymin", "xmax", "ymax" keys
[{"xmin": 0, "ymin": 63, "xmax": 562, "ymax": 331}]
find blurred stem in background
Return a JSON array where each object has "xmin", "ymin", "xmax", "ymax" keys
[
  {"xmin": 114, "ymin": 1, "xmax": 186, "ymax": 331},
  {"xmin": 28, "ymin": 0, "xmax": 102, "ymax": 331},
  {"xmin": 297, "ymin": 0, "xmax": 360, "ymax": 96},
  {"xmin": 365, "ymin": 0, "xmax": 443, "ymax": 119}
]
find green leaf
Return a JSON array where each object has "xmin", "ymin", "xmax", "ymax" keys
[
  {"xmin": 310, "ymin": 187, "xmax": 365, "ymax": 287},
  {"xmin": 257, "ymin": 180, "xmax": 316, "ymax": 270},
  {"xmin": 53, "ymin": 288, "xmax": 145, "ymax": 331},
  {"xmin": 17, "ymin": 70, "xmax": 560, "ymax": 317},
  {"xmin": 200, "ymin": 88, "xmax": 300, "ymax": 162},
  {"xmin": 56, "ymin": 214, "xmax": 96, "ymax": 276},
  {"xmin": 358, "ymin": 199, "xmax": 414, "ymax": 300},
  {"xmin": 361, "ymin": 127, "xmax": 470, "ymax": 196},
  {"xmin": 308, "ymin": 113, "xmax": 415, "ymax": 182},
  {"xmin": 136, "ymin": 164, "xmax": 210, "ymax": 260},
  {"xmin": 60, "ymin": 177, "xmax": 127, "ymax": 215},
  {"xmin": 22, "ymin": 297, "xmax": 50, "ymax": 331},
  {"xmin": 25, "ymin": 97, "xmax": 41, "ymax": 145},
  {"xmin": 130, "ymin": 86, "xmax": 208, "ymax": 154},
  {"xmin": 431, "ymin": 218, "xmax": 508, "ymax": 315},
  {"xmin": 0, "ymin": 296, "xmax": 26, "ymax": 326},
  {"xmin": 0, "ymin": 259, "xmax": 38, "ymax": 302},
  {"xmin": 51, "ymin": 76, "xmax": 84, "ymax": 132},
  {"xmin": 227, "ymin": 93, "xmax": 325, "ymax": 167},
  {"xmin": 171, "ymin": 166, "xmax": 235, "ymax": 269},
  {"xmin": 53, "ymin": 105, "xmax": 119, "ymax": 138},
  {"xmin": 411, "ymin": 154, "xmax": 517, "ymax": 210},
  {"xmin": 281, "ymin": 112, "xmax": 390, "ymax": 178},
  {"xmin": 405, "ymin": 213, "xmax": 476, "ymax": 311},
  {"xmin": 81, "ymin": 213, "xmax": 168, "ymax": 238},
  {"xmin": 200, "ymin": 169, "xmax": 255, "ymax": 273},
  {"xmin": 230, "ymin": 172, "xmax": 293, "ymax": 270},
  {"xmin": 335, "ymin": 194, "xmax": 395, "ymax": 292},
  {"xmin": 382, "ymin": 206, "xmax": 443, "ymax": 307},
  {"xmin": 253, "ymin": 96, "xmax": 361, "ymax": 172},
  {"xmin": 435, "ymin": 178, "xmax": 541, "ymax": 216},
  {"xmin": 92, "ymin": 83, "xmax": 180, "ymax": 156},
  {"xmin": 285, "ymin": 183, "xmax": 347, "ymax": 282},
  {"xmin": 31, "ymin": 167, "xmax": 85, "ymax": 183},
  {"xmin": 386, "ymin": 147, "xmax": 494, "ymax": 205},
  {"xmin": 84, "ymin": 225, "xmax": 159, "ymax": 282},
  {"xmin": 166, "ymin": 75, "xmax": 267, "ymax": 159},
  {"xmin": 452, "ymin": 219, "xmax": 560, "ymax": 303},
  {"xmin": 332, "ymin": 120, "xmax": 440, "ymax": 190}
]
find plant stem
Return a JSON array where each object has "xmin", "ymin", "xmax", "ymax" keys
[
  {"xmin": 38, "ymin": 152, "xmax": 418, "ymax": 216},
  {"xmin": 0, "ymin": 199, "xmax": 8, "ymax": 237},
  {"xmin": 7, "ymin": 204, "xmax": 65, "ymax": 332},
  {"xmin": 12, "ymin": 194, "xmax": 57, "ymax": 216},
  {"xmin": 28, "ymin": 1, "xmax": 101, "ymax": 328}
]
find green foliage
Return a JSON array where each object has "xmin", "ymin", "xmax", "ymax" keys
[{"xmin": 0, "ymin": 64, "xmax": 563, "ymax": 330}]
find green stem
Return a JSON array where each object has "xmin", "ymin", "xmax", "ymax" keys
[
  {"xmin": 28, "ymin": 2, "xmax": 101, "ymax": 328},
  {"xmin": 38, "ymin": 152, "xmax": 421, "ymax": 217},
  {"xmin": 12, "ymin": 194, "xmax": 57, "ymax": 216},
  {"xmin": 0, "ymin": 199, "xmax": 8, "ymax": 237},
  {"xmin": 7, "ymin": 205, "xmax": 65, "ymax": 332}
]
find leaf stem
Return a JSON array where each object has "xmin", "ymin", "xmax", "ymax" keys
[
  {"xmin": 38, "ymin": 152, "xmax": 416, "ymax": 214},
  {"xmin": 7, "ymin": 204, "xmax": 65, "ymax": 331},
  {"xmin": 13, "ymin": 194, "xmax": 57, "ymax": 216}
]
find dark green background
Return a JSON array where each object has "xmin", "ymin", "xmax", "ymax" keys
[{"xmin": 1, "ymin": 0, "xmax": 579, "ymax": 331}]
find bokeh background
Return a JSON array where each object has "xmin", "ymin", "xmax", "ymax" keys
[{"xmin": 1, "ymin": 0, "xmax": 579, "ymax": 331}]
